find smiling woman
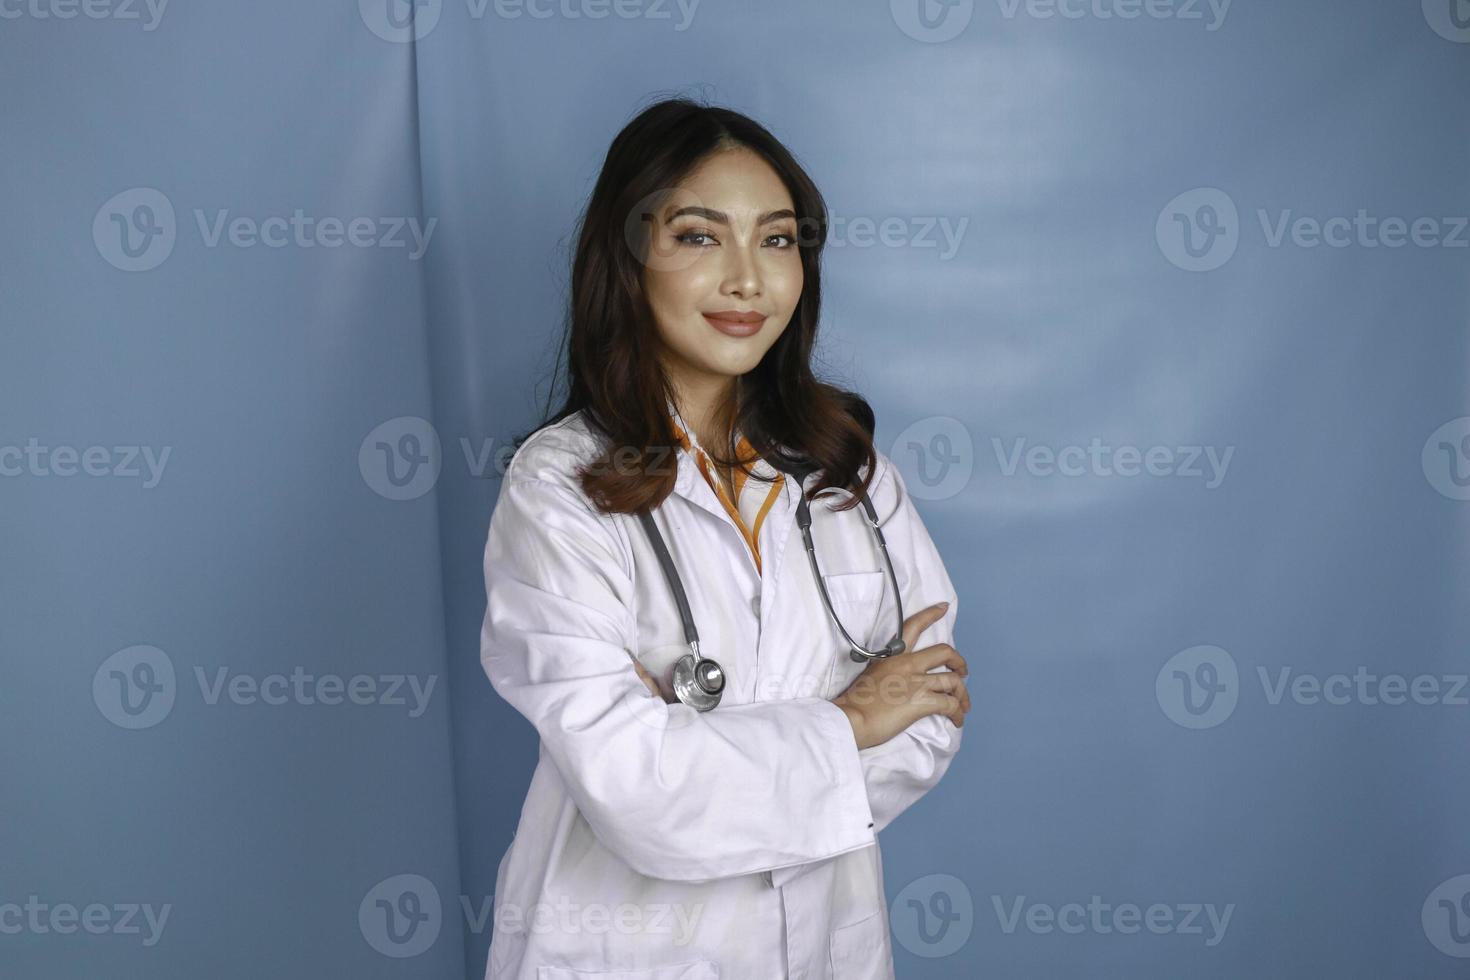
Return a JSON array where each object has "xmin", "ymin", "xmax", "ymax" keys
[
  {"xmin": 479, "ymin": 96, "xmax": 968, "ymax": 980},
  {"xmin": 540, "ymin": 97, "xmax": 887, "ymax": 517},
  {"xmin": 640, "ymin": 148, "xmax": 804, "ymax": 411},
  {"xmin": 640, "ymin": 147, "xmax": 805, "ymax": 487}
]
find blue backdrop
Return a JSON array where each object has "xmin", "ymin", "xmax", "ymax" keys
[{"xmin": 3, "ymin": 0, "xmax": 1468, "ymax": 977}]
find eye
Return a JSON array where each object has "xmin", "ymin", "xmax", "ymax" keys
[
  {"xmin": 675, "ymin": 229, "xmax": 717, "ymax": 247},
  {"xmin": 765, "ymin": 232, "xmax": 797, "ymax": 248}
]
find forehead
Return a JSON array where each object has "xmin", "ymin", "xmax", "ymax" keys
[{"xmin": 667, "ymin": 147, "xmax": 795, "ymax": 215}]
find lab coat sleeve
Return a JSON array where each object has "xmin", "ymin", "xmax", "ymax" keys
[
  {"xmin": 480, "ymin": 471, "xmax": 878, "ymax": 884},
  {"xmin": 767, "ymin": 451, "xmax": 964, "ymax": 890}
]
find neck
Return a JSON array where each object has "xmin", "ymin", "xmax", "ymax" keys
[{"xmin": 669, "ymin": 374, "xmax": 738, "ymax": 454}]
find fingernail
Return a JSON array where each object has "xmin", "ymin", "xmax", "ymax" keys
[{"xmin": 938, "ymin": 601, "xmax": 950, "ymax": 610}]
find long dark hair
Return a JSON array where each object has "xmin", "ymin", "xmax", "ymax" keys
[{"xmin": 514, "ymin": 95, "xmax": 877, "ymax": 515}]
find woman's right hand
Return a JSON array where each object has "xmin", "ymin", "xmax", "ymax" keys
[
  {"xmin": 628, "ymin": 653, "xmax": 670, "ymax": 702},
  {"xmin": 832, "ymin": 602, "xmax": 969, "ymax": 750}
]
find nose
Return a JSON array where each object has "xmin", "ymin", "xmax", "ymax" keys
[{"xmin": 720, "ymin": 238, "xmax": 762, "ymax": 299}]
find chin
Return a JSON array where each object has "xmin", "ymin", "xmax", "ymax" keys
[{"xmin": 693, "ymin": 361, "xmax": 758, "ymax": 381}]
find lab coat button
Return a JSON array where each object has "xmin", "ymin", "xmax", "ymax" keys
[{"xmin": 750, "ymin": 595, "xmax": 761, "ymax": 618}]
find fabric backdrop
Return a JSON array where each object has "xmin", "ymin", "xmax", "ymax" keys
[{"xmin": 3, "ymin": 0, "xmax": 1467, "ymax": 976}]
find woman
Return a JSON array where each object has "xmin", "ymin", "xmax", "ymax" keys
[{"xmin": 479, "ymin": 96, "xmax": 970, "ymax": 980}]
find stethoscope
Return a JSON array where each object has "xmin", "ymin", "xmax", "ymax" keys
[{"xmin": 633, "ymin": 464, "xmax": 906, "ymax": 711}]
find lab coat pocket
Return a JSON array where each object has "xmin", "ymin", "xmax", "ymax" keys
[
  {"xmin": 536, "ymin": 961, "xmax": 718, "ymax": 980},
  {"xmin": 820, "ymin": 569, "xmax": 886, "ymax": 653},
  {"xmin": 828, "ymin": 910, "xmax": 891, "ymax": 979}
]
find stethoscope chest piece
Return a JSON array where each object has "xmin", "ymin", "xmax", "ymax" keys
[{"xmin": 671, "ymin": 649, "xmax": 724, "ymax": 712}]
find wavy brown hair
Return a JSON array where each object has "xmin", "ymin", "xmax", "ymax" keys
[{"xmin": 514, "ymin": 95, "xmax": 877, "ymax": 516}]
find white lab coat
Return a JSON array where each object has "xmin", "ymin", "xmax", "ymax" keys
[{"xmin": 479, "ymin": 406, "xmax": 962, "ymax": 980}]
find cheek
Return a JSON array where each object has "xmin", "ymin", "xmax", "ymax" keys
[
  {"xmin": 768, "ymin": 257, "xmax": 805, "ymax": 312},
  {"xmin": 645, "ymin": 272, "xmax": 707, "ymax": 353},
  {"xmin": 646, "ymin": 265, "xmax": 718, "ymax": 318}
]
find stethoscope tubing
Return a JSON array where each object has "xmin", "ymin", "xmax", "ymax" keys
[
  {"xmin": 793, "ymin": 482, "xmax": 907, "ymax": 664},
  {"xmin": 635, "ymin": 463, "xmax": 905, "ymax": 711}
]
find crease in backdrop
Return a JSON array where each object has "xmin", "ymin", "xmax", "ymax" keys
[{"xmin": 2, "ymin": 0, "xmax": 1468, "ymax": 978}]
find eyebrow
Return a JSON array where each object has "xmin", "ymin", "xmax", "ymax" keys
[{"xmin": 665, "ymin": 205, "xmax": 797, "ymax": 226}]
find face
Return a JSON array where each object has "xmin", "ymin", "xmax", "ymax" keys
[{"xmin": 640, "ymin": 146, "xmax": 805, "ymax": 397}]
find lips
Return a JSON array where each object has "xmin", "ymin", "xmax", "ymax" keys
[{"xmin": 702, "ymin": 311, "xmax": 766, "ymax": 338}]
